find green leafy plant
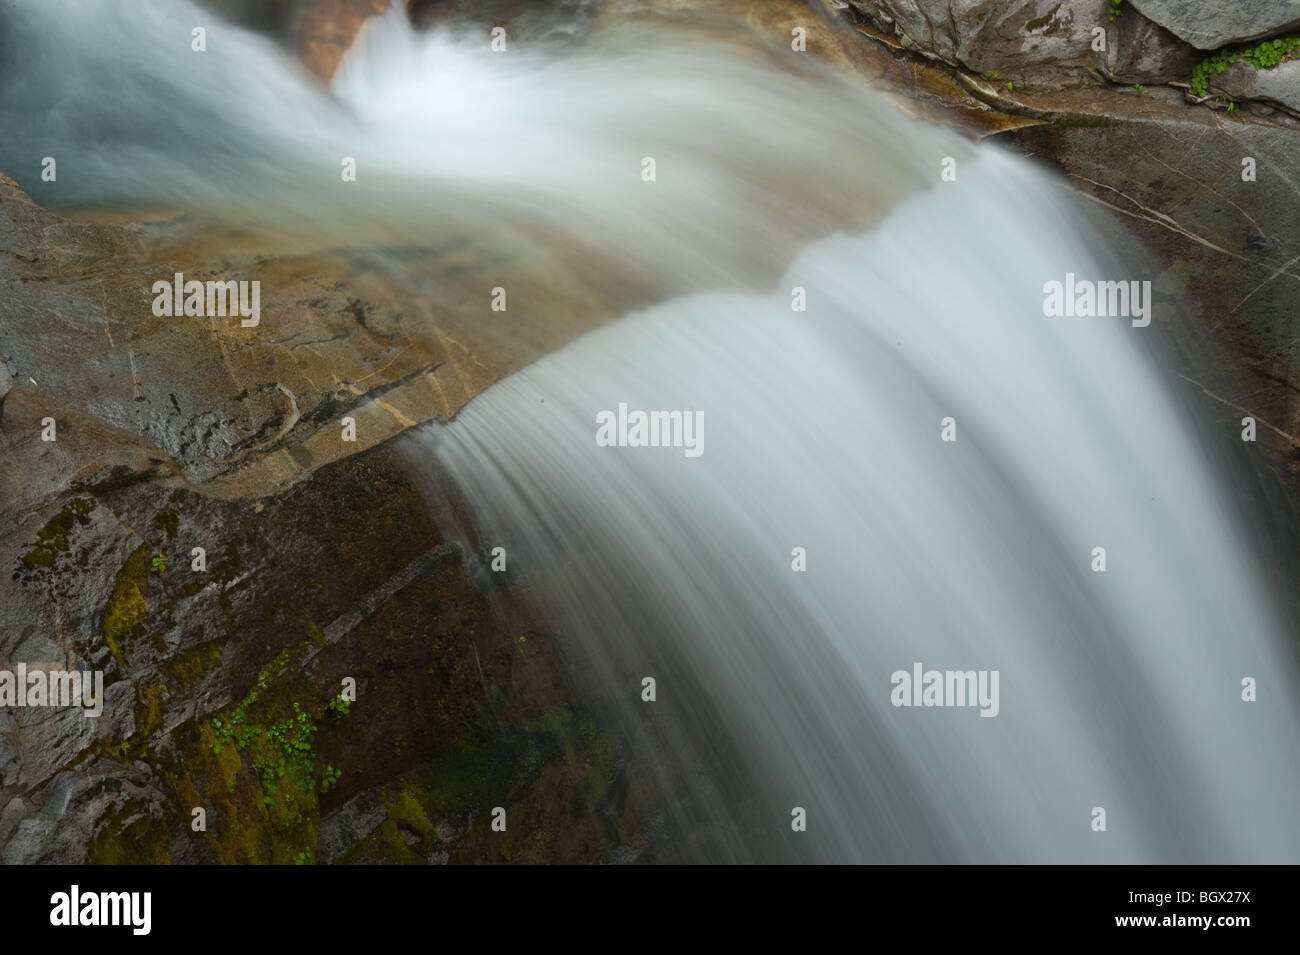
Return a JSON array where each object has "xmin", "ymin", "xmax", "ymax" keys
[
  {"xmin": 320, "ymin": 764, "xmax": 342, "ymax": 793},
  {"xmin": 325, "ymin": 693, "xmax": 351, "ymax": 722},
  {"xmin": 1133, "ymin": 83, "xmax": 1144, "ymax": 95},
  {"xmin": 1191, "ymin": 36, "xmax": 1300, "ymax": 98},
  {"xmin": 150, "ymin": 553, "xmax": 168, "ymax": 573},
  {"xmin": 1108, "ymin": 0, "xmax": 1123, "ymax": 23}
]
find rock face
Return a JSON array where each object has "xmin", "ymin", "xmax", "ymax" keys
[
  {"xmin": 831, "ymin": 0, "xmax": 1300, "ymax": 633},
  {"xmin": 0, "ymin": 357, "xmax": 11, "ymax": 418},
  {"xmin": 846, "ymin": 0, "xmax": 1300, "ymax": 90},
  {"xmin": 1099, "ymin": 5, "xmax": 1200, "ymax": 83},
  {"xmin": 1006, "ymin": 107, "xmax": 1300, "ymax": 487},
  {"xmin": 849, "ymin": 0, "xmax": 1111, "ymax": 75},
  {"xmin": 835, "ymin": 3, "xmax": 1299, "ymax": 492},
  {"xmin": 1213, "ymin": 58, "xmax": 1300, "ymax": 116},
  {"xmin": 198, "ymin": 0, "xmax": 393, "ymax": 81},
  {"xmin": 0, "ymin": 423, "xmax": 652, "ymax": 862},
  {"xmin": 1127, "ymin": 0, "xmax": 1300, "ymax": 50},
  {"xmin": 0, "ymin": 170, "xmax": 636, "ymax": 496},
  {"xmin": 294, "ymin": 0, "xmax": 392, "ymax": 80},
  {"xmin": 4, "ymin": 0, "xmax": 1299, "ymax": 864},
  {"xmin": 199, "ymin": 0, "xmax": 607, "ymax": 81},
  {"xmin": 0, "ymin": 145, "xmax": 670, "ymax": 859}
]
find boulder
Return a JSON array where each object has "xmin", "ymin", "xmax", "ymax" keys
[
  {"xmin": 1099, "ymin": 4, "xmax": 1200, "ymax": 83},
  {"xmin": 1212, "ymin": 58, "xmax": 1300, "ymax": 116},
  {"xmin": 848, "ymin": 0, "xmax": 1112, "ymax": 73},
  {"xmin": 1127, "ymin": 0, "xmax": 1300, "ymax": 51}
]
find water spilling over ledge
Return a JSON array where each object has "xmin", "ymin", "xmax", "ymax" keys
[
  {"xmin": 0, "ymin": 0, "xmax": 1297, "ymax": 867},
  {"xmin": 410, "ymin": 150, "xmax": 1300, "ymax": 862}
]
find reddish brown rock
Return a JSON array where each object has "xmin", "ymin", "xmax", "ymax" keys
[{"xmin": 295, "ymin": 0, "xmax": 393, "ymax": 82}]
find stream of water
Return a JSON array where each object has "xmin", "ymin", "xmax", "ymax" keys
[{"xmin": 6, "ymin": 0, "xmax": 1297, "ymax": 863}]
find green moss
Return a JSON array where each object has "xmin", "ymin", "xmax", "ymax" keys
[
  {"xmin": 202, "ymin": 648, "xmax": 344, "ymax": 863},
  {"xmin": 105, "ymin": 678, "xmax": 167, "ymax": 763},
  {"xmin": 102, "ymin": 544, "xmax": 154, "ymax": 664},
  {"xmin": 576, "ymin": 715, "xmax": 615, "ymax": 812},
  {"xmin": 524, "ymin": 707, "xmax": 576, "ymax": 769},
  {"xmin": 371, "ymin": 820, "xmax": 419, "ymax": 863},
  {"xmin": 384, "ymin": 787, "xmax": 437, "ymax": 854},
  {"xmin": 137, "ymin": 679, "xmax": 165, "ymax": 736},
  {"xmin": 18, "ymin": 497, "xmax": 95, "ymax": 574},
  {"xmin": 159, "ymin": 641, "xmax": 225, "ymax": 688},
  {"xmin": 87, "ymin": 801, "xmax": 170, "ymax": 865},
  {"xmin": 1025, "ymin": 5, "xmax": 1059, "ymax": 33},
  {"xmin": 159, "ymin": 722, "xmax": 270, "ymax": 864}
]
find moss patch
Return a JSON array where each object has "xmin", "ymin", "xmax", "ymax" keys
[
  {"xmin": 15, "ymin": 497, "xmax": 95, "ymax": 580},
  {"xmin": 159, "ymin": 641, "xmax": 225, "ymax": 688},
  {"xmin": 87, "ymin": 801, "xmax": 170, "ymax": 865},
  {"xmin": 200, "ymin": 648, "xmax": 345, "ymax": 863},
  {"xmin": 102, "ymin": 543, "xmax": 154, "ymax": 665}
]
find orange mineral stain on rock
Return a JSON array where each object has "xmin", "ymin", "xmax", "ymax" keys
[{"xmin": 296, "ymin": 0, "xmax": 393, "ymax": 82}]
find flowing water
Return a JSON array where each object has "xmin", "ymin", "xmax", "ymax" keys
[
  {"xmin": 5, "ymin": 0, "xmax": 1298, "ymax": 862},
  {"xmin": 412, "ymin": 151, "xmax": 1300, "ymax": 862}
]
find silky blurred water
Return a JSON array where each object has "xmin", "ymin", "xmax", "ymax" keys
[
  {"xmin": 4, "ymin": 0, "xmax": 1297, "ymax": 863},
  {"xmin": 413, "ymin": 149, "xmax": 1300, "ymax": 862}
]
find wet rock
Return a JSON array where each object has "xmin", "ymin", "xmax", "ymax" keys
[
  {"xmin": 1001, "ymin": 107, "xmax": 1300, "ymax": 498},
  {"xmin": 0, "ymin": 169, "xmax": 632, "ymax": 495},
  {"xmin": 198, "ymin": 0, "xmax": 392, "ymax": 82},
  {"xmin": 2, "ymin": 759, "xmax": 165, "ymax": 864},
  {"xmin": 8, "ymin": 681, "xmax": 135, "ymax": 788},
  {"xmin": 847, "ymin": 0, "xmax": 1112, "ymax": 75},
  {"xmin": 317, "ymin": 790, "xmax": 386, "ymax": 862},
  {"xmin": 1127, "ymin": 0, "xmax": 1300, "ymax": 50},
  {"xmin": 295, "ymin": 0, "xmax": 393, "ymax": 81},
  {"xmin": 1099, "ymin": 5, "xmax": 1199, "ymax": 83},
  {"xmin": 1211, "ymin": 59, "xmax": 1300, "ymax": 117},
  {"xmin": 0, "ymin": 357, "xmax": 11, "ymax": 419}
]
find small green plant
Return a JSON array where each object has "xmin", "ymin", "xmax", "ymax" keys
[
  {"xmin": 325, "ymin": 693, "xmax": 351, "ymax": 722},
  {"xmin": 1191, "ymin": 36, "xmax": 1300, "ymax": 98},
  {"xmin": 150, "ymin": 553, "xmax": 168, "ymax": 573},
  {"xmin": 983, "ymin": 70, "xmax": 999, "ymax": 81},
  {"xmin": 320, "ymin": 764, "xmax": 342, "ymax": 792},
  {"xmin": 1005, "ymin": 80, "xmax": 1014, "ymax": 92},
  {"xmin": 1108, "ymin": 0, "xmax": 1124, "ymax": 23},
  {"xmin": 1133, "ymin": 83, "xmax": 1144, "ymax": 95},
  {"xmin": 1242, "ymin": 36, "xmax": 1300, "ymax": 69},
  {"xmin": 516, "ymin": 634, "xmax": 527, "ymax": 657}
]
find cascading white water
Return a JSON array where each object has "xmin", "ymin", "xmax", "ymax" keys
[
  {"xmin": 5, "ymin": 0, "xmax": 1297, "ymax": 862},
  {"xmin": 411, "ymin": 146, "xmax": 1300, "ymax": 863}
]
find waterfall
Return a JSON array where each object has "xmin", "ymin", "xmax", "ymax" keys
[
  {"xmin": 408, "ymin": 147, "xmax": 1300, "ymax": 862},
  {"xmin": 5, "ymin": 0, "xmax": 1296, "ymax": 863}
]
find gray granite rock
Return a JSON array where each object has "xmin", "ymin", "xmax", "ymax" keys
[
  {"xmin": 850, "ymin": 0, "xmax": 1112, "ymax": 72},
  {"xmin": 1128, "ymin": 0, "xmax": 1300, "ymax": 50},
  {"xmin": 1212, "ymin": 58, "xmax": 1300, "ymax": 116}
]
